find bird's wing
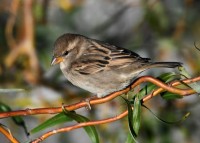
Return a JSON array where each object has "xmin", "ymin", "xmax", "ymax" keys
[{"xmin": 72, "ymin": 39, "xmax": 150, "ymax": 75}]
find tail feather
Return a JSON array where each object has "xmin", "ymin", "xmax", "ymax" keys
[{"xmin": 148, "ymin": 62, "xmax": 182, "ymax": 69}]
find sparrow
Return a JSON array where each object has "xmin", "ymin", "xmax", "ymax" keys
[{"xmin": 51, "ymin": 33, "xmax": 182, "ymax": 98}]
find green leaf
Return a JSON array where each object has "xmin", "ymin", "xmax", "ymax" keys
[
  {"xmin": 12, "ymin": 116, "xmax": 29, "ymax": 136},
  {"xmin": 127, "ymin": 90, "xmax": 136, "ymax": 100},
  {"xmin": 0, "ymin": 102, "xmax": 28, "ymax": 135},
  {"xmin": 30, "ymin": 112, "xmax": 73, "ymax": 134},
  {"xmin": 179, "ymin": 66, "xmax": 200, "ymax": 94},
  {"xmin": 0, "ymin": 102, "xmax": 12, "ymax": 112},
  {"xmin": 66, "ymin": 112, "xmax": 99, "ymax": 143},
  {"xmin": 157, "ymin": 72, "xmax": 180, "ymax": 83},
  {"xmin": 121, "ymin": 97, "xmax": 139, "ymax": 143},
  {"xmin": 142, "ymin": 104, "xmax": 190, "ymax": 124},
  {"xmin": 137, "ymin": 83, "xmax": 157, "ymax": 99},
  {"xmin": 30, "ymin": 111, "xmax": 99, "ymax": 143},
  {"xmin": 132, "ymin": 96, "xmax": 141, "ymax": 136},
  {"xmin": 125, "ymin": 133, "xmax": 137, "ymax": 143},
  {"xmin": 121, "ymin": 97, "xmax": 135, "ymax": 137},
  {"xmin": 161, "ymin": 92, "xmax": 183, "ymax": 100}
]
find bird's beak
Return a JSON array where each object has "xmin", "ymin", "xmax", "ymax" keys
[{"xmin": 51, "ymin": 57, "xmax": 64, "ymax": 66}]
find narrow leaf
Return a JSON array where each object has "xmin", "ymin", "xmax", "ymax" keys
[
  {"xmin": 161, "ymin": 92, "xmax": 183, "ymax": 100},
  {"xmin": 121, "ymin": 97, "xmax": 136, "ymax": 136},
  {"xmin": 0, "ymin": 102, "xmax": 28, "ymax": 135},
  {"xmin": 66, "ymin": 112, "xmax": 99, "ymax": 143},
  {"xmin": 30, "ymin": 112, "xmax": 73, "ymax": 134},
  {"xmin": 137, "ymin": 83, "xmax": 157, "ymax": 99},
  {"xmin": 132, "ymin": 96, "xmax": 141, "ymax": 136},
  {"xmin": 0, "ymin": 102, "xmax": 12, "ymax": 112},
  {"xmin": 142, "ymin": 104, "xmax": 190, "ymax": 124},
  {"xmin": 30, "ymin": 111, "xmax": 99, "ymax": 143},
  {"xmin": 121, "ymin": 97, "xmax": 139, "ymax": 143},
  {"xmin": 157, "ymin": 72, "xmax": 180, "ymax": 83},
  {"xmin": 125, "ymin": 133, "xmax": 137, "ymax": 143}
]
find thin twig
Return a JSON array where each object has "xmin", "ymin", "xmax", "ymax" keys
[
  {"xmin": 130, "ymin": 76, "xmax": 194, "ymax": 96},
  {"xmin": 31, "ymin": 110, "xmax": 128, "ymax": 143},
  {"xmin": 0, "ymin": 125, "xmax": 19, "ymax": 143},
  {"xmin": 143, "ymin": 76, "xmax": 200, "ymax": 102},
  {"xmin": 0, "ymin": 76, "xmax": 197, "ymax": 119},
  {"xmin": 30, "ymin": 76, "xmax": 198, "ymax": 143}
]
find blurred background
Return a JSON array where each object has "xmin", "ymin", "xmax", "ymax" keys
[{"xmin": 0, "ymin": 0, "xmax": 200, "ymax": 142}]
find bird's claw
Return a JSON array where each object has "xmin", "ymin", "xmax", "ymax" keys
[
  {"xmin": 85, "ymin": 98, "xmax": 91, "ymax": 110},
  {"xmin": 82, "ymin": 96, "xmax": 98, "ymax": 110}
]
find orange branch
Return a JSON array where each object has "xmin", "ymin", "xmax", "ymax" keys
[
  {"xmin": 143, "ymin": 76, "xmax": 200, "ymax": 102},
  {"xmin": 0, "ymin": 76, "xmax": 197, "ymax": 119},
  {"xmin": 130, "ymin": 76, "xmax": 194, "ymax": 95},
  {"xmin": 0, "ymin": 75, "xmax": 198, "ymax": 142},
  {"xmin": 31, "ymin": 110, "xmax": 128, "ymax": 143},
  {"xmin": 0, "ymin": 125, "xmax": 19, "ymax": 143},
  {"xmin": 30, "ymin": 76, "xmax": 199, "ymax": 143}
]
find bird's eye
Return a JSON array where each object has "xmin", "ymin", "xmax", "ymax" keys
[{"xmin": 63, "ymin": 51, "xmax": 68, "ymax": 56}]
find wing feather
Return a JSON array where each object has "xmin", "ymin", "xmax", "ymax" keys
[{"xmin": 72, "ymin": 39, "xmax": 150, "ymax": 74}]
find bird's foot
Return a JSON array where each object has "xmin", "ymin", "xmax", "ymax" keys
[
  {"xmin": 82, "ymin": 96, "xmax": 98, "ymax": 110},
  {"xmin": 61, "ymin": 103, "xmax": 69, "ymax": 113}
]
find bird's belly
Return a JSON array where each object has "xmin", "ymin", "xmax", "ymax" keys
[{"xmin": 65, "ymin": 70, "xmax": 133, "ymax": 98}]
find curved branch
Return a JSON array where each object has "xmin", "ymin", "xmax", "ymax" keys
[
  {"xmin": 143, "ymin": 76, "xmax": 200, "ymax": 102},
  {"xmin": 0, "ymin": 76, "xmax": 197, "ymax": 119},
  {"xmin": 0, "ymin": 125, "xmax": 19, "ymax": 143},
  {"xmin": 30, "ymin": 76, "xmax": 199, "ymax": 143},
  {"xmin": 131, "ymin": 76, "xmax": 195, "ymax": 96},
  {"xmin": 31, "ymin": 110, "xmax": 128, "ymax": 143}
]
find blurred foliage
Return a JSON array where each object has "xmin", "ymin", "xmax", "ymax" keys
[{"xmin": 0, "ymin": 0, "xmax": 200, "ymax": 143}]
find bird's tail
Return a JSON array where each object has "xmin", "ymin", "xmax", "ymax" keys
[{"xmin": 148, "ymin": 62, "xmax": 182, "ymax": 69}]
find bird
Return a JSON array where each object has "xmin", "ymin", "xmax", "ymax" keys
[{"xmin": 51, "ymin": 33, "xmax": 182, "ymax": 98}]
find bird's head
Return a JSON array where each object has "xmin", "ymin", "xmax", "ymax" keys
[{"xmin": 51, "ymin": 33, "xmax": 83, "ymax": 66}]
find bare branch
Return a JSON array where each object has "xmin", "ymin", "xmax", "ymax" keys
[
  {"xmin": 0, "ymin": 76, "xmax": 197, "ymax": 119},
  {"xmin": 30, "ymin": 76, "xmax": 198, "ymax": 143},
  {"xmin": 0, "ymin": 125, "xmax": 19, "ymax": 143}
]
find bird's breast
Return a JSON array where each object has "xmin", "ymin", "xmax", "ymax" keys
[{"xmin": 60, "ymin": 62, "xmax": 66, "ymax": 70}]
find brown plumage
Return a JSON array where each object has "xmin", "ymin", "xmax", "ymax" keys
[{"xmin": 52, "ymin": 33, "xmax": 182, "ymax": 97}]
